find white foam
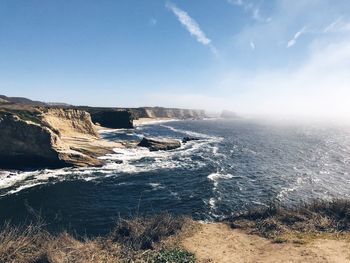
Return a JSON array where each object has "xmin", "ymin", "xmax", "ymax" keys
[
  {"xmin": 160, "ymin": 124, "xmax": 219, "ymax": 140},
  {"xmin": 98, "ymin": 128, "xmax": 133, "ymax": 134},
  {"xmin": 135, "ymin": 119, "xmax": 179, "ymax": 127},
  {"xmin": 208, "ymin": 172, "xmax": 234, "ymax": 181},
  {"xmin": 209, "ymin": 197, "xmax": 216, "ymax": 209}
]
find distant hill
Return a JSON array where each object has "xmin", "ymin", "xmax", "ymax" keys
[
  {"xmin": 0, "ymin": 95, "xmax": 47, "ymax": 106},
  {"xmin": 0, "ymin": 95, "xmax": 71, "ymax": 107}
]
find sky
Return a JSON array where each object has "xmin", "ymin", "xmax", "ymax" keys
[{"xmin": 1, "ymin": 0, "xmax": 350, "ymax": 118}]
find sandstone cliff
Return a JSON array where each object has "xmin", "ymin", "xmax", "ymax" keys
[
  {"xmin": 127, "ymin": 107, "xmax": 205, "ymax": 120},
  {"xmin": 0, "ymin": 111, "xmax": 64, "ymax": 169},
  {"xmin": 80, "ymin": 107, "xmax": 205, "ymax": 129},
  {"xmin": 82, "ymin": 108, "xmax": 133, "ymax": 129},
  {"xmin": 0, "ymin": 107, "xmax": 120, "ymax": 169}
]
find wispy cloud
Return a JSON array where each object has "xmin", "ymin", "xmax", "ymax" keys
[
  {"xmin": 324, "ymin": 17, "xmax": 350, "ymax": 33},
  {"xmin": 227, "ymin": 0, "xmax": 270, "ymax": 22},
  {"xmin": 287, "ymin": 27, "xmax": 306, "ymax": 48},
  {"xmin": 149, "ymin": 18, "xmax": 157, "ymax": 26},
  {"xmin": 166, "ymin": 2, "xmax": 217, "ymax": 54},
  {"xmin": 250, "ymin": 41, "xmax": 255, "ymax": 50}
]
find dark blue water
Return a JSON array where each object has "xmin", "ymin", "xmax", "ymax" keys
[{"xmin": 1, "ymin": 119, "xmax": 350, "ymax": 235}]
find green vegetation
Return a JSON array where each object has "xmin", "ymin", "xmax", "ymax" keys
[{"xmin": 149, "ymin": 248, "xmax": 195, "ymax": 263}]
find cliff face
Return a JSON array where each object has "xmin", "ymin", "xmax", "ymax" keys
[
  {"xmin": 0, "ymin": 112, "xmax": 64, "ymax": 169},
  {"xmin": 83, "ymin": 107, "xmax": 205, "ymax": 129},
  {"xmin": 0, "ymin": 107, "xmax": 118, "ymax": 169},
  {"xmin": 128, "ymin": 107, "xmax": 206, "ymax": 120},
  {"xmin": 89, "ymin": 110, "xmax": 133, "ymax": 129},
  {"xmin": 40, "ymin": 108, "xmax": 98, "ymax": 137}
]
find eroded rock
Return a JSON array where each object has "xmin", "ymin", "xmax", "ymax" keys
[
  {"xmin": 182, "ymin": 137, "xmax": 200, "ymax": 143},
  {"xmin": 138, "ymin": 137, "xmax": 181, "ymax": 151}
]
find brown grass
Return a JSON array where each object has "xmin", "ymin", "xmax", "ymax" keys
[
  {"xmin": 2, "ymin": 200, "xmax": 350, "ymax": 262},
  {"xmin": 0, "ymin": 213, "xmax": 190, "ymax": 263},
  {"xmin": 111, "ymin": 213, "xmax": 186, "ymax": 250},
  {"xmin": 0, "ymin": 222, "xmax": 48, "ymax": 263},
  {"xmin": 228, "ymin": 199, "xmax": 350, "ymax": 239}
]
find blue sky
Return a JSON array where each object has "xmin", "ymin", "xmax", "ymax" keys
[{"xmin": 1, "ymin": 0, "xmax": 350, "ymax": 118}]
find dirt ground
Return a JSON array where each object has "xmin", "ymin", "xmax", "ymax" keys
[{"xmin": 182, "ymin": 223, "xmax": 350, "ymax": 263}]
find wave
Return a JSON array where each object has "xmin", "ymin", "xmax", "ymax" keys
[
  {"xmin": 134, "ymin": 119, "xmax": 180, "ymax": 127},
  {"xmin": 160, "ymin": 124, "xmax": 220, "ymax": 140},
  {"xmin": 208, "ymin": 172, "xmax": 234, "ymax": 181}
]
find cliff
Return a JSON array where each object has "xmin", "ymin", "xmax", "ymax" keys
[
  {"xmin": 0, "ymin": 111, "xmax": 65, "ymax": 169},
  {"xmin": 80, "ymin": 106, "xmax": 206, "ymax": 129},
  {"xmin": 79, "ymin": 107, "xmax": 134, "ymax": 129},
  {"xmin": 0, "ymin": 107, "xmax": 120, "ymax": 169},
  {"xmin": 127, "ymin": 107, "xmax": 205, "ymax": 120}
]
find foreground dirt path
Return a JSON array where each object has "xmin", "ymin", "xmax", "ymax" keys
[{"xmin": 182, "ymin": 223, "xmax": 350, "ymax": 263}]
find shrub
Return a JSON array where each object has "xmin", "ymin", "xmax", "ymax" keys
[
  {"xmin": 149, "ymin": 248, "xmax": 195, "ymax": 263},
  {"xmin": 110, "ymin": 213, "xmax": 186, "ymax": 250}
]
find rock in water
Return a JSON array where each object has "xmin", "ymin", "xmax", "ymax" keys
[
  {"xmin": 138, "ymin": 137, "xmax": 181, "ymax": 151},
  {"xmin": 182, "ymin": 137, "xmax": 200, "ymax": 143}
]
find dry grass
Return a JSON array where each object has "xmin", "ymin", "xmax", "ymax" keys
[
  {"xmin": 0, "ymin": 214, "xmax": 191, "ymax": 263},
  {"xmin": 111, "ymin": 213, "xmax": 186, "ymax": 250},
  {"xmin": 3, "ymin": 200, "xmax": 349, "ymax": 262},
  {"xmin": 228, "ymin": 199, "xmax": 350, "ymax": 239},
  {"xmin": 0, "ymin": 222, "xmax": 48, "ymax": 263}
]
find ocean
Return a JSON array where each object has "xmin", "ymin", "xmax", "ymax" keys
[{"xmin": 1, "ymin": 118, "xmax": 350, "ymax": 236}]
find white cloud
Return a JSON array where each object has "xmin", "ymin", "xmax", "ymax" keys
[
  {"xmin": 287, "ymin": 26, "xmax": 306, "ymax": 48},
  {"xmin": 250, "ymin": 41, "xmax": 255, "ymax": 50},
  {"xmin": 228, "ymin": 0, "xmax": 244, "ymax": 6},
  {"xmin": 324, "ymin": 17, "xmax": 350, "ymax": 33},
  {"xmin": 166, "ymin": 2, "xmax": 217, "ymax": 53},
  {"xmin": 228, "ymin": 0, "xmax": 269, "ymax": 22}
]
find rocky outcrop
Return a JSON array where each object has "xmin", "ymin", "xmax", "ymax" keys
[
  {"xmin": 182, "ymin": 137, "xmax": 200, "ymax": 143},
  {"xmin": 0, "ymin": 107, "xmax": 120, "ymax": 169},
  {"xmin": 0, "ymin": 112, "xmax": 65, "ymax": 169},
  {"xmin": 40, "ymin": 108, "xmax": 98, "ymax": 137},
  {"xmin": 138, "ymin": 137, "xmax": 181, "ymax": 151}
]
